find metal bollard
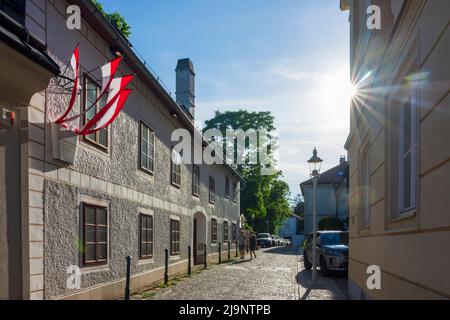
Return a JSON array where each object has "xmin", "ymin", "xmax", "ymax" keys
[
  {"xmin": 164, "ymin": 249, "xmax": 169, "ymax": 285},
  {"xmin": 218, "ymin": 242, "xmax": 222, "ymax": 264},
  {"xmin": 125, "ymin": 255, "xmax": 131, "ymax": 300},
  {"xmin": 204, "ymin": 243, "xmax": 207, "ymax": 269},
  {"xmin": 228, "ymin": 240, "xmax": 231, "ymax": 261},
  {"xmin": 188, "ymin": 246, "xmax": 192, "ymax": 276}
]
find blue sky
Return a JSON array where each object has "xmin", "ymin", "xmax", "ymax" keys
[{"xmin": 99, "ymin": 0, "xmax": 351, "ymax": 197}]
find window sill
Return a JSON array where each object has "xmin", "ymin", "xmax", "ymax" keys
[
  {"xmin": 81, "ymin": 140, "xmax": 110, "ymax": 158},
  {"xmin": 359, "ymin": 224, "xmax": 370, "ymax": 231},
  {"xmin": 138, "ymin": 258, "xmax": 155, "ymax": 266},
  {"xmin": 171, "ymin": 183, "xmax": 181, "ymax": 191},
  {"xmin": 138, "ymin": 167, "xmax": 154, "ymax": 177},
  {"xmin": 389, "ymin": 210, "xmax": 416, "ymax": 223},
  {"xmin": 82, "ymin": 137, "xmax": 109, "ymax": 153},
  {"xmin": 81, "ymin": 264, "xmax": 110, "ymax": 275}
]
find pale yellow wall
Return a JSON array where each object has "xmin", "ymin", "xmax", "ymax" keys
[{"xmin": 347, "ymin": 0, "xmax": 450, "ymax": 299}]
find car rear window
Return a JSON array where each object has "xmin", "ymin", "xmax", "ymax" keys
[{"xmin": 320, "ymin": 232, "xmax": 349, "ymax": 245}]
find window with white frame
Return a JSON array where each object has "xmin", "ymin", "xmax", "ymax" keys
[
  {"xmin": 170, "ymin": 219, "xmax": 180, "ymax": 256},
  {"xmin": 399, "ymin": 88, "xmax": 418, "ymax": 213},
  {"xmin": 225, "ymin": 176, "xmax": 230, "ymax": 198},
  {"xmin": 84, "ymin": 75, "xmax": 109, "ymax": 149},
  {"xmin": 140, "ymin": 122, "xmax": 155, "ymax": 173},
  {"xmin": 192, "ymin": 165, "xmax": 200, "ymax": 196},
  {"xmin": 211, "ymin": 218, "xmax": 217, "ymax": 244},
  {"xmin": 223, "ymin": 221, "xmax": 229, "ymax": 242},
  {"xmin": 232, "ymin": 181, "xmax": 237, "ymax": 203},
  {"xmin": 171, "ymin": 148, "xmax": 181, "ymax": 187},
  {"xmin": 209, "ymin": 176, "xmax": 215, "ymax": 204}
]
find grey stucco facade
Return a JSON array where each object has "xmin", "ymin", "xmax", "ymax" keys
[{"xmin": 0, "ymin": 0, "xmax": 241, "ymax": 300}]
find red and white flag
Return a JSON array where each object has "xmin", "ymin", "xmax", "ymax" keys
[
  {"xmin": 55, "ymin": 45, "xmax": 79, "ymax": 125},
  {"xmin": 61, "ymin": 56, "xmax": 123, "ymax": 124},
  {"xmin": 76, "ymin": 75, "xmax": 133, "ymax": 135},
  {"xmin": 53, "ymin": 45, "xmax": 132, "ymax": 134},
  {"xmin": 100, "ymin": 56, "xmax": 122, "ymax": 98}
]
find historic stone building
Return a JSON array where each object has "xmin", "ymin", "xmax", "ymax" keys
[
  {"xmin": 0, "ymin": 0, "xmax": 241, "ymax": 300},
  {"xmin": 341, "ymin": 0, "xmax": 450, "ymax": 299}
]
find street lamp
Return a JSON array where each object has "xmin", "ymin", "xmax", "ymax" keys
[{"xmin": 307, "ymin": 147, "xmax": 323, "ymax": 283}]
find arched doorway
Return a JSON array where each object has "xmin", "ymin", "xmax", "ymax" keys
[{"xmin": 193, "ymin": 211, "xmax": 207, "ymax": 265}]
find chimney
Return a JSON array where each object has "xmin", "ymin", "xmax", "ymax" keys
[
  {"xmin": 175, "ymin": 58, "xmax": 195, "ymax": 119},
  {"xmin": 340, "ymin": 155, "xmax": 346, "ymax": 164}
]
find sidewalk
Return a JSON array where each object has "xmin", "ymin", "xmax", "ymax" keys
[{"xmin": 296, "ymin": 256, "xmax": 348, "ymax": 300}]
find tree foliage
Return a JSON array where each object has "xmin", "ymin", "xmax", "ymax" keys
[
  {"xmin": 92, "ymin": 0, "xmax": 132, "ymax": 38},
  {"xmin": 265, "ymin": 179, "xmax": 292, "ymax": 233},
  {"xmin": 318, "ymin": 217, "xmax": 345, "ymax": 231},
  {"xmin": 204, "ymin": 109, "xmax": 291, "ymax": 233},
  {"xmin": 291, "ymin": 194, "xmax": 305, "ymax": 218}
]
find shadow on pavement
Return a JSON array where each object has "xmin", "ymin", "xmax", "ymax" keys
[
  {"xmin": 296, "ymin": 269, "xmax": 349, "ymax": 300},
  {"xmin": 230, "ymin": 259, "xmax": 252, "ymax": 265},
  {"xmin": 263, "ymin": 247, "xmax": 299, "ymax": 255}
]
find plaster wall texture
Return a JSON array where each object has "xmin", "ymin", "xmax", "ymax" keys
[{"xmin": 35, "ymin": 0, "xmax": 241, "ymax": 299}]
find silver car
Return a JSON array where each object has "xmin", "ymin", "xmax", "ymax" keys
[{"xmin": 303, "ymin": 231, "xmax": 349, "ymax": 275}]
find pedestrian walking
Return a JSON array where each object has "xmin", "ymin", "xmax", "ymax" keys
[
  {"xmin": 250, "ymin": 231, "xmax": 257, "ymax": 260},
  {"xmin": 238, "ymin": 228, "xmax": 246, "ymax": 260}
]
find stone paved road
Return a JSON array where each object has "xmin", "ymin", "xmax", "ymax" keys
[
  {"xmin": 140, "ymin": 247, "xmax": 346, "ymax": 300},
  {"xmin": 148, "ymin": 247, "xmax": 301, "ymax": 300}
]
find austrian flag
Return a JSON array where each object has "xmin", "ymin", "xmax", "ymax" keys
[
  {"xmin": 54, "ymin": 45, "xmax": 133, "ymax": 136},
  {"xmin": 55, "ymin": 45, "xmax": 79, "ymax": 125},
  {"xmin": 76, "ymin": 75, "xmax": 133, "ymax": 135}
]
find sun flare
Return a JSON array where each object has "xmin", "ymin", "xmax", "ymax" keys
[{"xmin": 317, "ymin": 72, "xmax": 354, "ymax": 126}]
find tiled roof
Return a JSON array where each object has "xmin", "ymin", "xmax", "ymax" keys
[{"xmin": 300, "ymin": 161, "xmax": 348, "ymax": 187}]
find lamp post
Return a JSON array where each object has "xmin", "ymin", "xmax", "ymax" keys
[{"xmin": 308, "ymin": 147, "xmax": 323, "ymax": 283}]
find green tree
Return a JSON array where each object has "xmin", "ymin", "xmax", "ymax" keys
[
  {"xmin": 204, "ymin": 109, "xmax": 291, "ymax": 233},
  {"xmin": 92, "ymin": 0, "xmax": 132, "ymax": 38},
  {"xmin": 291, "ymin": 194, "xmax": 305, "ymax": 218},
  {"xmin": 265, "ymin": 178, "xmax": 292, "ymax": 233},
  {"xmin": 318, "ymin": 217, "xmax": 345, "ymax": 231}
]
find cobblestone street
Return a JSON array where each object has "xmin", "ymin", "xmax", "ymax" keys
[{"xmin": 137, "ymin": 247, "xmax": 348, "ymax": 300}]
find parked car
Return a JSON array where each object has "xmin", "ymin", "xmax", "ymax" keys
[
  {"xmin": 268, "ymin": 235, "xmax": 275, "ymax": 246},
  {"xmin": 273, "ymin": 235, "xmax": 281, "ymax": 247},
  {"xmin": 257, "ymin": 233, "xmax": 272, "ymax": 248},
  {"xmin": 283, "ymin": 237, "xmax": 292, "ymax": 246},
  {"xmin": 272, "ymin": 235, "xmax": 280, "ymax": 246},
  {"xmin": 303, "ymin": 231, "xmax": 349, "ymax": 275}
]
